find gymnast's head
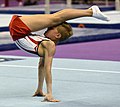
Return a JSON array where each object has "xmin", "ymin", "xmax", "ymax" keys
[{"xmin": 44, "ymin": 22, "xmax": 73, "ymax": 44}]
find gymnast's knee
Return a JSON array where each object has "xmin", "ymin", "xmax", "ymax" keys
[{"xmin": 50, "ymin": 15, "xmax": 63, "ymax": 26}]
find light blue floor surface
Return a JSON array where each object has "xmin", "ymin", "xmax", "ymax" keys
[{"xmin": 0, "ymin": 55, "xmax": 120, "ymax": 107}]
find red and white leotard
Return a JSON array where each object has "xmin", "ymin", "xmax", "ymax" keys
[
  {"xmin": 9, "ymin": 15, "xmax": 49, "ymax": 56},
  {"xmin": 15, "ymin": 34, "xmax": 49, "ymax": 56}
]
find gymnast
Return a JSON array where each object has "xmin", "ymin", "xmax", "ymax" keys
[{"xmin": 9, "ymin": 5, "xmax": 110, "ymax": 102}]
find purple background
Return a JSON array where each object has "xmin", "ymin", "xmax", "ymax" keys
[{"xmin": 0, "ymin": 39, "xmax": 120, "ymax": 61}]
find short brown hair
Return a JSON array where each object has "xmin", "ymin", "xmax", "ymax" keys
[{"xmin": 56, "ymin": 22, "xmax": 73, "ymax": 42}]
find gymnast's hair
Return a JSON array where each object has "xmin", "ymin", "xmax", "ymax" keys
[{"xmin": 56, "ymin": 22, "xmax": 73, "ymax": 42}]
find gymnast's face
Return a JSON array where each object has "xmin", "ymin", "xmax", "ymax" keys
[{"xmin": 44, "ymin": 27, "xmax": 61, "ymax": 41}]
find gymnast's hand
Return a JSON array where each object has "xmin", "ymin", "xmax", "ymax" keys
[
  {"xmin": 42, "ymin": 94, "xmax": 60, "ymax": 102},
  {"xmin": 32, "ymin": 90, "xmax": 46, "ymax": 97}
]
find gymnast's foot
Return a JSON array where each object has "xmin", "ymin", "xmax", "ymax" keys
[
  {"xmin": 32, "ymin": 90, "xmax": 46, "ymax": 97},
  {"xmin": 90, "ymin": 5, "xmax": 110, "ymax": 21}
]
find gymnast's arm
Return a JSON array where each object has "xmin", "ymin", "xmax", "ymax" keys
[{"xmin": 39, "ymin": 40, "xmax": 59, "ymax": 102}]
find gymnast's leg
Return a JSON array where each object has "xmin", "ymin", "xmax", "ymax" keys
[{"xmin": 20, "ymin": 5, "xmax": 109, "ymax": 32}]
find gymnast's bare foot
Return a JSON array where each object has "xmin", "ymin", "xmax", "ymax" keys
[
  {"xmin": 32, "ymin": 90, "xmax": 46, "ymax": 97},
  {"xmin": 42, "ymin": 94, "xmax": 60, "ymax": 102}
]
